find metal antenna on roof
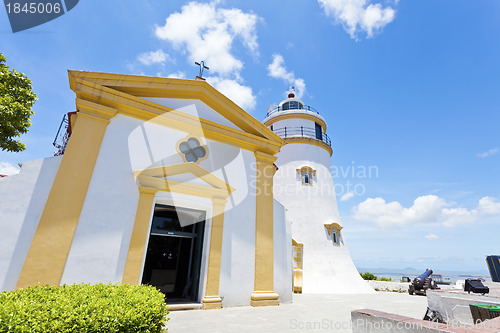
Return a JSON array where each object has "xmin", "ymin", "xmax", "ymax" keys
[{"xmin": 194, "ymin": 61, "xmax": 209, "ymax": 79}]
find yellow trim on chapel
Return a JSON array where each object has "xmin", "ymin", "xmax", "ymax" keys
[
  {"xmin": 126, "ymin": 162, "xmax": 233, "ymax": 309},
  {"xmin": 251, "ymin": 151, "xmax": 280, "ymax": 307},
  {"xmin": 17, "ymin": 71, "xmax": 286, "ymax": 312},
  {"xmin": 16, "ymin": 104, "xmax": 117, "ymax": 289},
  {"xmin": 134, "ymin": 162, "xmax": 235, "ymax": 198},
  {"xmin": 69, "ymin": 79, "xmax": 283, "ymax": 155},
  {"xmin": 122, "ymin": 187, "xmax": 157, "ymax": 285},
  {"xmin": 68, "ymin": 71, "xmax": 284, "ymax": 151}
]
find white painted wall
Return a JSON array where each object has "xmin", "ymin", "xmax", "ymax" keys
[
  {"xmin": 60, "ymin": 114, "xmax": 145, "ymax": 284},
  {"xmin": 274, "ymin": 199, "xmax": 293, "ymax": 304},
  {"xmin": 272, "ymin": 118, "xmax": 316, "ymax": 132},
  {"xmin": 144, "ymin": 98, "xmax": 242, "ymax": 131},
  {"xmin": 0, "ymin": 157, "xmax": 62, "ymax": 291},
  {"xmin": 218, "ymin": 148, "xmax": 257, "ymax": 307},
  {"xmin": 272, "ymin": 111, "xmax": 374, "ymax": 294},
  {"xmin": 0, "ymin": 96, "xmax": 293, "ymax": 307},
  {"xmin": 61, "ymin": 105, "xmax": 263, "ymax": 306}
]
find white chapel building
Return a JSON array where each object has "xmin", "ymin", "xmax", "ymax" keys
[{"xmin": 0, "ymin": 71, "xmax": 372, "ymax": 310}]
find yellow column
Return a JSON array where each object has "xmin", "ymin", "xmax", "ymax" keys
[
  {"xmin": 122, "ymin": 187, "xmax": 157, "ymax": 285},
  {"xmin": 251, "ymin": 151, "xmax": 279, "ymax": 306},
  {"xmin": 17, "ymin": 105, "xmax": 116, "ymax": 289},
  {"xmin": 202, "ymin": 197, "xmax": 227, "ymax": 309}
]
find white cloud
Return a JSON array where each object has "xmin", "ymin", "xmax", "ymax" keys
[
  {"xmin": 477, "ymin": 148, "xmax": 499, "ymax": 158},
  {"xmin": 267, "ymin": 54, "xmax": 306, "ymax": 98},
  {"xmin": 441, "ymin": 197, "xmax": 500, "ymax": 227},
  {"xmin": 340, "ymin": 191, "xmax": 355, "ymax": 201},
  {"xmin": 206, "ymin": 77, "xmax": 256, "ymax": 110},
  {"xmin": 154, "ymin": 1, "xmax": 258, "ymax": 110},
  {"xmin": 137, "ymin": 50, "xmax": 169, "ymax": 66},
  {"xmin": 478, "ymin": 197, "xmax": 500, "ymax": 216},
  {"xmin": 167, "ymin": 71, "xmax": 186, "ymax": 79},
  {"xmin": 0, "ymin": 162, "xmax": 20, "ymax": 175},
  {"xmin": 425, "ymin": 233, "xmax": 439, "ymax": 240},
  {"xmin": 353, "ymin": 195, "xmax": 446, "ymax": 227},
  {"xmin": 318, "ymin": 0, "xmax": 396, "ymax": 39},
  {"xmin": 155, "ymin": 1, "xmax": 259, "ymax": 76},
  {"xmin": 353, "ymin": 195, "xmax": 500, "ymax": 228},
  {"xmin": 441, "ymin": 207, "xmax": 478, "ymax": 227}
]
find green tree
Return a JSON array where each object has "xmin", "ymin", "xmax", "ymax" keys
[
  {"xmin": 0, "ymin": 53, "xmax": 37, "ymax": 152},
  {"xmin": 360, "ymin": 271, "xmax": 377, "ymax": 280}
]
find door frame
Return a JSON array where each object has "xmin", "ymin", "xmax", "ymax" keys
[
  {"xmin": 136, "ymin": 194, "xmax": 214, "ymax": 303},
  {"xmin": 141, "ymin": 203, "xmax": 206, "ymax": 301}
]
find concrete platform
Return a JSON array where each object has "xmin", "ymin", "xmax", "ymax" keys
[{"xmin": 166, "ymin": 292, "xmax": 429, "ymax": 332}]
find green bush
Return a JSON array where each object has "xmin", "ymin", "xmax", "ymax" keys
[
  {"xmin": 0, "ymin": 283, "xmax": 169, "ymax": 333},
  {"xmin": 377, "ymin": 277, "xmax": 393, "ymax": 282},
  {"xmin": 360, "ymin": 272, "xmax": 377, "ymax": 280}
]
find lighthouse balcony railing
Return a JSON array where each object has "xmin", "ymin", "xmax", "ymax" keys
[
  {"xmin": 267, "ymin": 104, "xmax": 319, "ymax": 117},
  {"xmin": 272, "ymin": 126, "xmax": 331, "ymax": 147}
]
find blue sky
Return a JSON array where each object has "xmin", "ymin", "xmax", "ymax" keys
[{"xmin": 1, "ymin": 0, "xmax": 499, "ymax": 273}]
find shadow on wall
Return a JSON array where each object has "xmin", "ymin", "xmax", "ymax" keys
[{"xmin": 0, "ymin": 157, "xmax": 62, "ymax": 291}]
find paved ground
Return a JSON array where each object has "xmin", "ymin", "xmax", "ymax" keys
[{"xmin": 166, "ymin": 292, "xmax": 429, "ymax": 332}]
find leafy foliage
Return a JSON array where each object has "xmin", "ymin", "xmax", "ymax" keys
[
  {"xmin": 377, "ymin": 277, "xmax": 393, "ymax": 282},
  {"xmin": 0, "ymin": 53, "xmax": 37, "ymax": 152},
  {"xmin": 0, "ymin": 283, "xmax": 169, "ymax": 333},
  {"xmin": 360, "ymin": 271, "xmax": 377, "ymax": 280}
]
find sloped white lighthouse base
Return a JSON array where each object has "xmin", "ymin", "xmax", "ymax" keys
[
  {"xmin": 301, "ymin": 239, "xmax": 375, "ymax": 294},
  {"xmin": 273, "ymin": 143, "xmax": 375, "ymax": 295}
]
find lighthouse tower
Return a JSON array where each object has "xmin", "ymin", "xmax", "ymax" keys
[{"xmin": 263, "ymin": 90, "xmax": 374, "ymax": 294}]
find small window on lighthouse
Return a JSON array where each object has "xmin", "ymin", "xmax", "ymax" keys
[
  {"xmin": 297, "ymin": 166, "xmax": 316, "ymax": 186},
  {"xmin": 332, "ymin": 231, "xmax": 339, "ymax": 245},
  {"xmin": 324, "ymin": 223, "xmax": 342, "ymax": 247}
]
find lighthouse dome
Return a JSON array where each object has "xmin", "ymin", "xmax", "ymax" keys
[
  {"xmin": 279, "ymin": 93, "xmax": 305, "ymax": 111},
  {"xmin": 263, "ymin": 92, "xmax": 331, "ymax": 156}
]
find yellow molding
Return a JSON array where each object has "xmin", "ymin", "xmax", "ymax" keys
[
  {"xmin": 127, "ymin": 163, "xmax": 231, "ymax": 309},
  {"xmin": 134, "ymin": 162, "xmax": 235, "ymax": 197},
  {"xmin": 251, "ymin": 151, "xmax": 279, "ymax": 307},
  {"xmin": 292, "ymin": 238, "xmax": 303, "ymax": 247},
  {"xmin": 71, "ymin": 77, "xmax": 284, "ymax": 155},
  {"xmin": 250, "ymin": 291, "xmax": 279, "ymax": 306},
  {"xmin": 254, "ymin": 151, "xmax": 278, "ymax": 165},
  {"xmin": 201, "ymin": 296, "xmax": 223, "ymax": 310},
  {"xmin": 139, "ymin": 177, "xmax": 231, "ymax": 199},
  {"xmin": 264, "ymin": 113, "xmax": 326, "ymax": 132},
  {"xmin": 202, "ymin": 197, "xmax": 227, "ymax": 310},
  {"xmin": 122, "ymin": 187, "xmax": 157, "ymax": 284},
  {"xmin": 75, "ymin": 98, "xmax": 118, "ymax": 121},
  {"xmin": 16, "ymin": 107, "xmax": 110, "ymax": 289},
  {"xmin": 284, "ymin": 137, "xmax": 333, "ymax": 157},
  {"xmin": 324, "ymin": 222, "xmax": 343, "ymax": 237},
  {"xmin": 68, "ymin": 70, "xmax": 284, "ymax": 145}
]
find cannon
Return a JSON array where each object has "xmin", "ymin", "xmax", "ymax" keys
[{"xmin": 408, "ymin": 269, "xmax": 439, "ymax": 295}]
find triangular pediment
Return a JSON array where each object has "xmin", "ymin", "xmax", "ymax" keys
[
  {"xmin": 134, "ymin": 162, "xmax": 235, "ymax": 199},
  {"xmin": 68, "ymin": 70, "xmax": 284, "ymax": 155}
]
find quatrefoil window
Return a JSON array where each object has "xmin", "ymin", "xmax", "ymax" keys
[{"xmin": 178, "ymin": 137, "xmax": 207, "ymax": 163}]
